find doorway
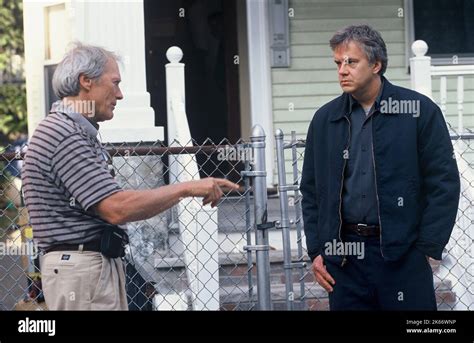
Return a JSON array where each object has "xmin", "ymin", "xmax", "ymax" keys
[{"xmin": 144, "ymin": 0, "xmax": 241, "ymax": 145}]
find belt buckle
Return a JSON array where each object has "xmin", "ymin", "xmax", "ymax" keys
[{"xmin": 356, "ymin": 223, "xmax": 367, "ymax": 235}]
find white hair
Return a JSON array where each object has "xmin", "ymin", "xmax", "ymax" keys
[{"xmin": 52, "ymin": 42, "xmax": 121, "ymax": 99}]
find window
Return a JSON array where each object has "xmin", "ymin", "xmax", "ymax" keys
[
  {"xmin": 412, "ymin": 0, "xmax": 474, "ymax": 65},
  {"xmin": 44, "ymin": 64, "xmax": 59, "ymax": 115}
]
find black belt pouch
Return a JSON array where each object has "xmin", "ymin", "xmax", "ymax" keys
[{"xmin": 100, "ymin": 226, "xmax": 128, "ymax": 258}]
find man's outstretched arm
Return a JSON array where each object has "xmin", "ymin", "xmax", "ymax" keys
[{"xmin": 94, "ymin": 178, "xmax": 240, "ymax": 225}]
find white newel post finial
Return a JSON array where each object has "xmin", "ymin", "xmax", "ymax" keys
[
  {"xmin": 410, "ymin": 40, "xmax": 433, "ymax": 98},
  {"xmin": 412, "ymin": 40, "xmax": 428, "ymax": 57},
  {"xmin": 166, "ymin": 46, "xmax": 183, "ymax": 64}
]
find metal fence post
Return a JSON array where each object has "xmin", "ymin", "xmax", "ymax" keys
[
  {"xmin": 290, "ymin": 131, "xmax": 307, "ymax": 309},
  {"xmin": 243, "ymin": 158, "xmax": 255, "ymax": 308},
  {"xmin": 275, "ymin": 129, "xmax": 294, "ymax": 310},
  {"xmin": 242, "ymin": 125, "xmax": 272, "ymax": 310}
]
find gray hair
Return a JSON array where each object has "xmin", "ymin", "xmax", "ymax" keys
[
  {"xmin": 52, "ymin": 42, "xmax": 121, "ymax": 99},
  {"xmin": 329, "ymin": 24, "xmax": 388, "ymax": 75}
]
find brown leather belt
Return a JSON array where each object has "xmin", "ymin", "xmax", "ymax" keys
[
  {"xmin": 45, "ymin": 240, "xmax": 101, "ymax": 254},
  {"xmin": 342, "ymin": 223, "xmax": 380, "ymax": 237}
]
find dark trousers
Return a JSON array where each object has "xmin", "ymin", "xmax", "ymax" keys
[
  {"xmin": 126, "ymin": 262, "xmax": 153, "ymax": 311},
  {"xmin": 325, "ymin": 233, "xmax": 437, "ymax": 310}
]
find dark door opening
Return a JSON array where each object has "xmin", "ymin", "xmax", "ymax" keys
[
  {"xmin": 144, "ymin": 0, "xmax": 241, "ymax": 180},
  {"xmin": 144, "ymin": 0, "xmax": 241, "ymax": 145}
]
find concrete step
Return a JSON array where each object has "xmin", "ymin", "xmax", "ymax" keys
[
  {"xmin": 219, "ymin": 282, "xmax": 329, "ymax": 311},
  {"xmin": 152, "ymin": 249, "xmax": 457, "ymax": 310}
]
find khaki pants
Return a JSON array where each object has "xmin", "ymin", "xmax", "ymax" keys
[{"xmin": 40, "ymin": 251, "xmax": 128, "ymax": 310}]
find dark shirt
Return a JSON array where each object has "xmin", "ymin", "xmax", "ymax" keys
[{"xmin": 341, "ymin": 81, "xmax": 384, "ymax": 225}]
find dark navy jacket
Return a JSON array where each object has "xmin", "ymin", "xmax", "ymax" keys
[{"xmin": 301, "ymin": 78, "xmax": 460, "ymax": 263}]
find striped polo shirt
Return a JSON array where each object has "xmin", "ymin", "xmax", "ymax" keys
[{"xmin": 22, "ymin": 101, "xmax": 124, "ymax": 251}]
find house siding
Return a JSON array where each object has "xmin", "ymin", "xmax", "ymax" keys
[{"xmin": 270, "ymin": 0, "xmax": 473, "ymax": 181}]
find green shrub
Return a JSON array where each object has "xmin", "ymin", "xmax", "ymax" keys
[{"xmin": 0, "ymin": 83, "xmax": 27, "ymax": 146}]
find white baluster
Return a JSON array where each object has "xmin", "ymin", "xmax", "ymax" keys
[
  {"xmin": 457, "ymin": 76, "xmax": 464, "ymax": 134},
  {"xmin": 440, "ymin": 76, "xmax": 447, "ymax": 116}
]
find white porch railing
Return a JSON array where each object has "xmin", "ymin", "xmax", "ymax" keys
[
  {"xmin": 411, "ymin": 40, "xmax": 474, "ymax": 309},
  {"xmin": 410, "ymin": 40, "xmax": 474, "ymax": 134}
]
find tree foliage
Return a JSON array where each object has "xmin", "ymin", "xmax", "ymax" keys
[
  {"xmin": 0, "ymin": 1, "xmax": 24, "ymax": 237},
  {"xmin": 0, "ymin": 0, "xmax": 26, "ymax": 146},
  {"xmin": 0, "ymin": 83, "xmax": 27, "ymax": 145},
  {"xmin": 0, "ymin": 0, "xmax": 24, "ymax": 72}
]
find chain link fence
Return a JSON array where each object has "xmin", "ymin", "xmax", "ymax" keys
[
  {"xmin": 1, "ymin": 128, "xmax": 472, "ymax": 310},
  {"xmin": 0, "ymin": 138, "xmax": 263, "ymax": 311},
  {"xmin": 274, "ymin": 129, "xmax": 474, "ymax": 311}
]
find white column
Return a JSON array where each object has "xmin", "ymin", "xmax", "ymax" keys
[
  {"xmin": 23, "ymin": 0, "xmax": 48, "ymax": 136},
  {"xmin": 246, "ymin": 0, "xmax": 275, "ymax": 186},
  {"xmin": 410, "ymin": 40, "xmax": 433, "ymax": 98},
  {"xmin": 69, "ymin": 0, "xmax": 163, "ymax": 142}
]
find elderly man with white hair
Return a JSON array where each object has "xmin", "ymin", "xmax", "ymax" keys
[{"xmin": 22, "ymin": 42, "xmax": 239, "ymax": 310}]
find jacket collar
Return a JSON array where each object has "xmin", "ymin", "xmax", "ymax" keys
[{"xmin": 330, "ymin": 76, "xmax": 396, "ymax": 122}]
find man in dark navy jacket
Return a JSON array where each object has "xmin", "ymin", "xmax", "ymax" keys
[{"xmin": 301, "ymin": 25, "xmax": 460, "ymax": 310}]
